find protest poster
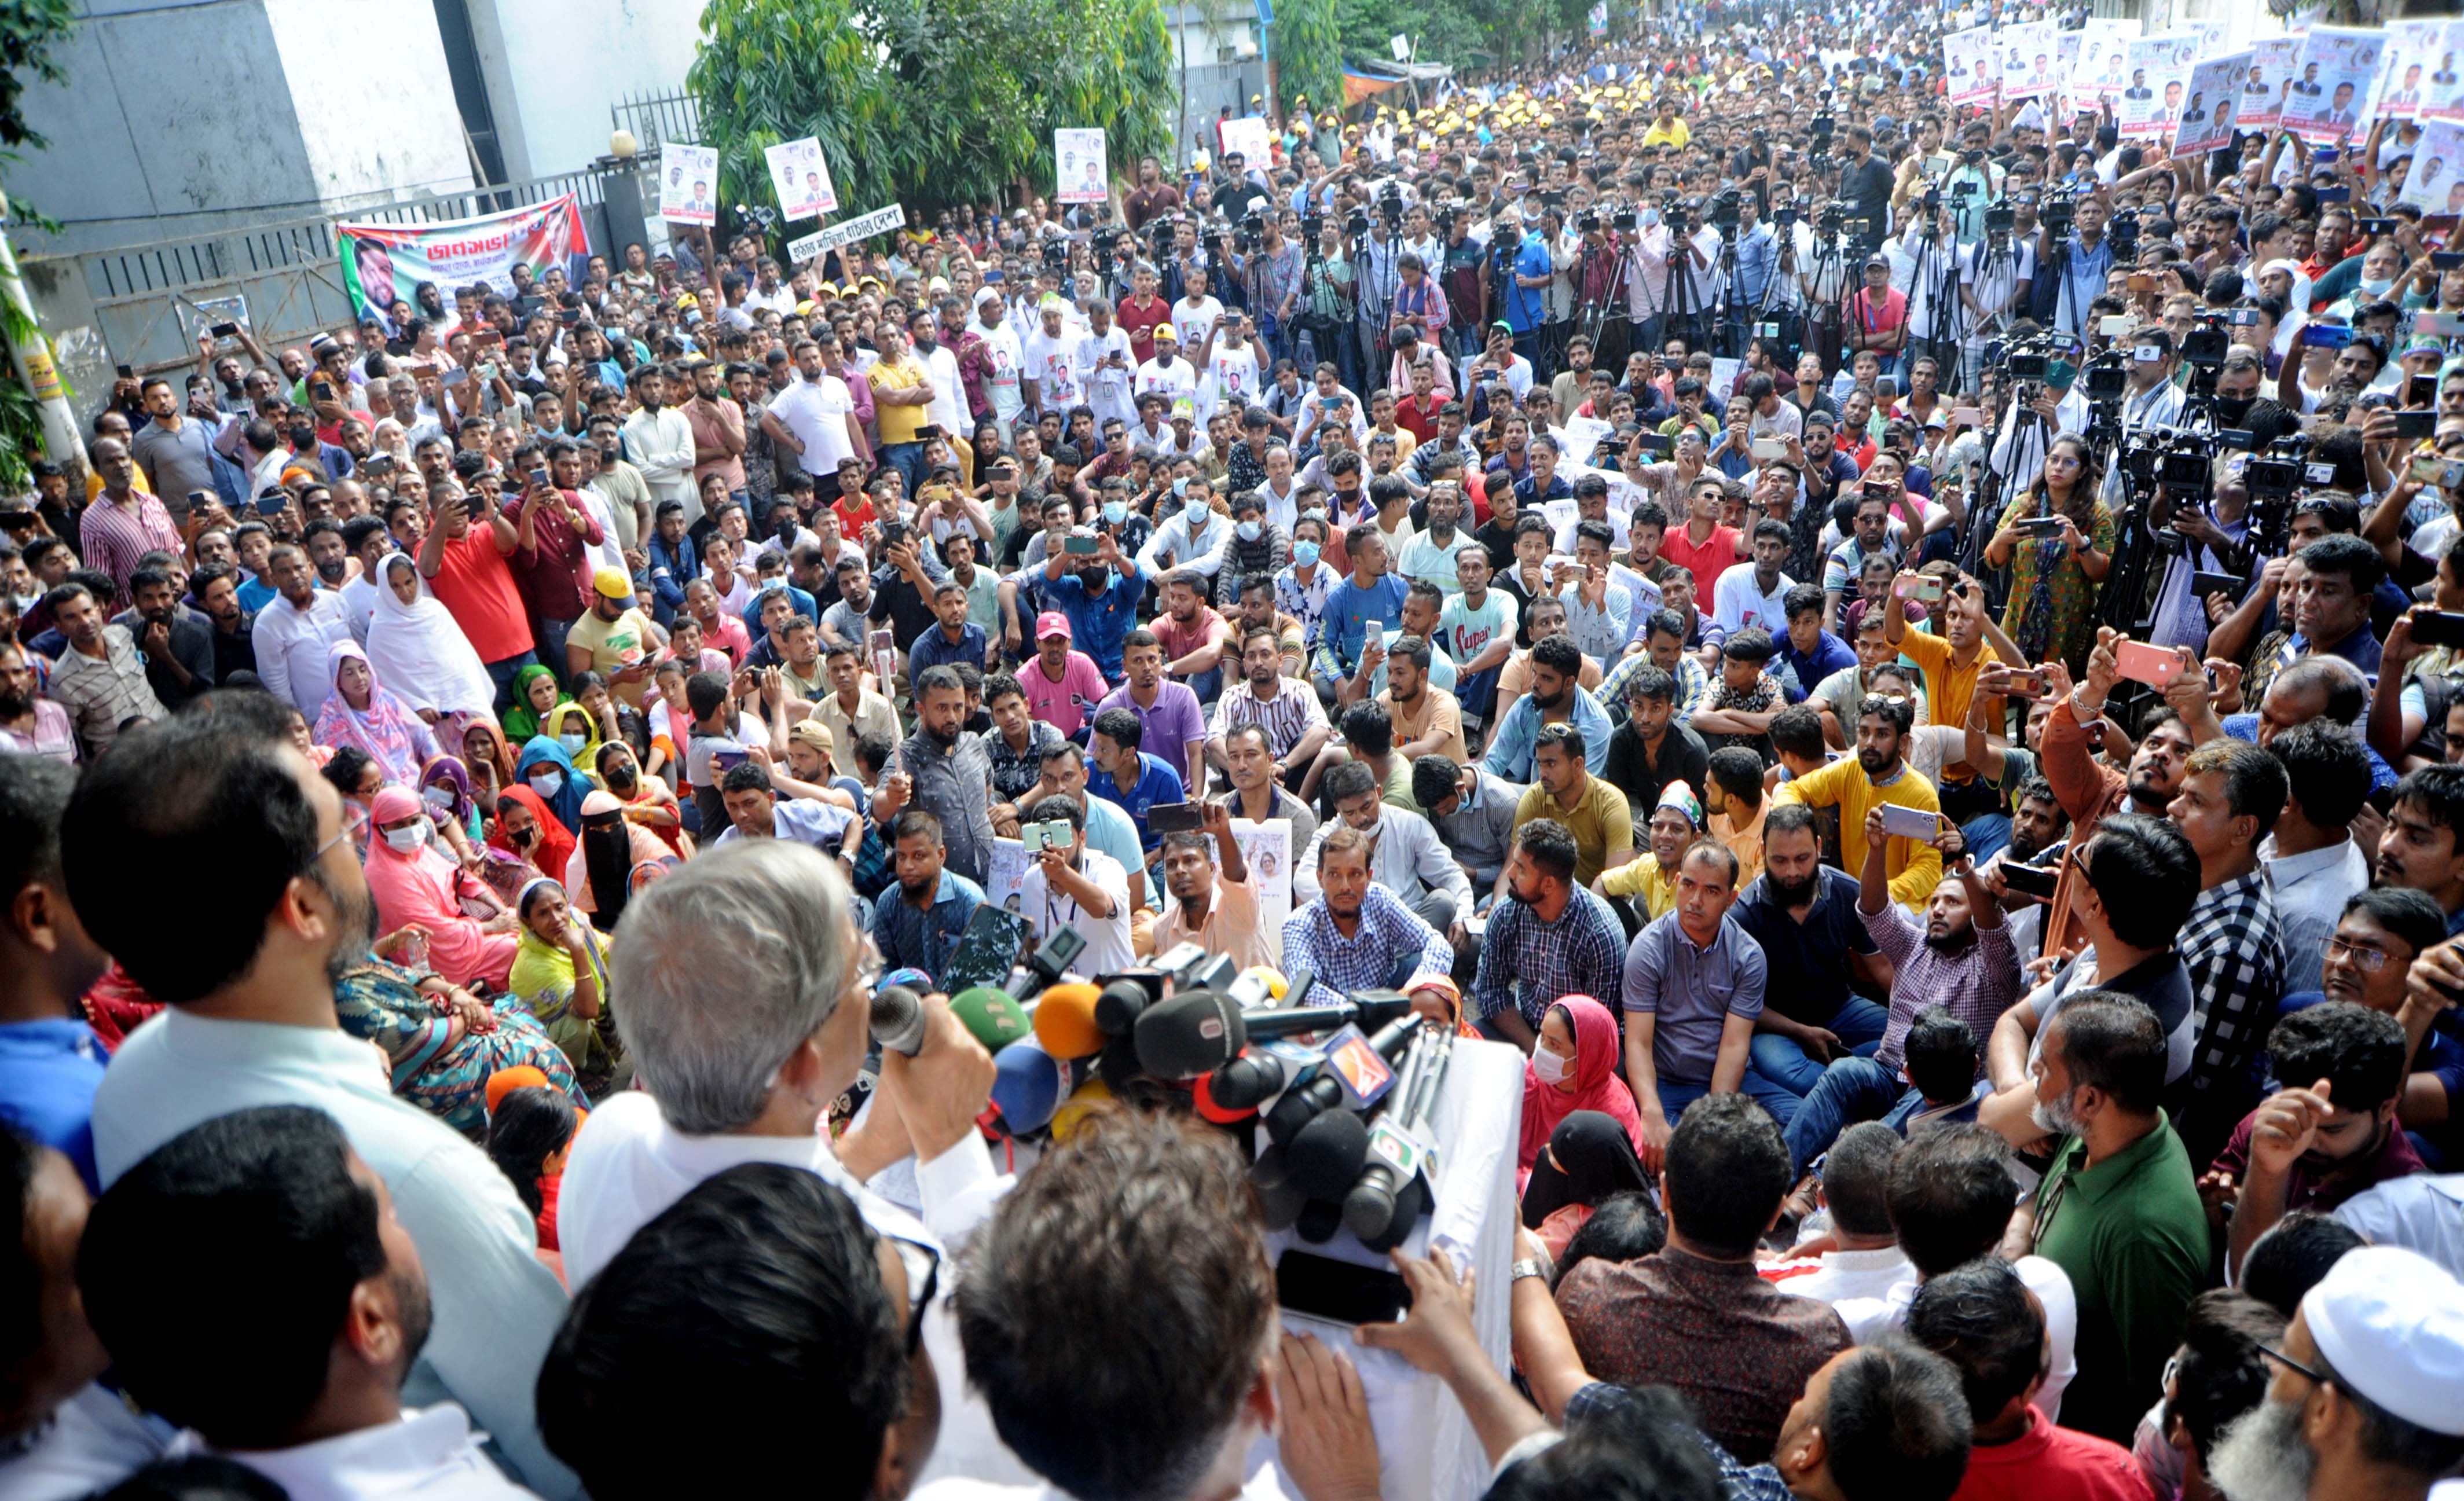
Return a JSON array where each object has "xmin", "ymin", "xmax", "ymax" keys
[
  {"xmin": 764, "ymin": 137, "xmax": 838, "ymax": 222},
  {"xmin": 2118, "ymin": 32, "xmax": 2199, "ymax": 141},
  {"xmin": 985, "ymin": 838, "xmax": 1029, "ymax": 911},
  {"xmin": 2400, "ymin": 121, "xmax": 2464, "ymax": 215},
  {"xmin": 338, "ymin": 196, "xmax": 586, "ymax": 318},
  {"xmin": 2000, "ymin": 20, "xmax": 2060, "ymax": 103},
  {"xmin": 2072, "ymin": 19, "xmax": 2135, "ymax": 109},
  {"xmin": 1218, "ymin": 114, "xmax": 1274, "ymax": 167},
  {"xmin": 1055, "ymin": 128, "xmax": 1109, "ymax": 204},
  {"xmin": 659, "ymin": 142, "xmax": 720, "ymax": 225},
  {"xmin": 1229, "ymin": 819, "xmax": 1292, "ymax": 961},
  {"xmin": 2173, "ymin": 52, "xmax": 2251, "ymax": 160},
  {"xmin": 2370, "ymin": 19, "xmax": 2439, "ymax": 121},
  {"xmin": 2282, "ymin": 26, "xmax": 2385, "ymax": 145},
  {"xmin": 2052, "ymin": 29, "xmax": 2084, "ymax": 120},
  {"xmin": 2419, "ymin": 23, "xmax": 2464, "ymax": 123},
  {"xmin": 1944, "ymin": 25, "xmax": 1999, "ymax": 110},
  {"xmin": 2241, "ymin": 35, "xmax": 2307, "ymax": 134}
]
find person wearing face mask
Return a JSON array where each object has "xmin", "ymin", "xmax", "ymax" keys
[
  {"xmin": 514, "ymin": 733, "xmax": 591, "ymax": 835},
  {"xmin": 365, "ymin": 786, "xmax": 523, "ymax": 990},
  {"xmin": 1135, "ymin": 478, "xmax": 1230, "ymax": 579}
]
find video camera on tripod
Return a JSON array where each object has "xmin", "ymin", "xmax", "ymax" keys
[{"xmin": 2040, "ymin": 188, "xmax": 2079, "ymax": 239}]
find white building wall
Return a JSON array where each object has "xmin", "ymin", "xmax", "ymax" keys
[
  {"xmin": 462, "ymin": 0, "xmax": 709, "ymax": 179},
  {"xmin": 14, "ymin": 0, "xmax": 472, "ymax": 256}
]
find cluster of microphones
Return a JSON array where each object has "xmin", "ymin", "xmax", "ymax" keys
[{"xmin": 867, "ymin": 936, "xmax": 1457, "ymax": 1249}]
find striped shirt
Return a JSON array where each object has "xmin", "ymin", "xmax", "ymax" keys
[
  {"xmin": 78, "ymin": 491, "xmax": 182, "ymax": 608},
  {"xmin": 1208, "ymin": 676, "xmax": 1327, "ymax": 760},
  {"xmin": 46, "ymin": 625, "xmax": 166, "ymax": 751}
]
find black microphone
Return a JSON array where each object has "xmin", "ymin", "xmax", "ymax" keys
[
  {"xmin": 870, "ymin": 984, "xmax": 927, "ymax": 1056},
  {"xmin": 1259, "ymin": 1015, "xmax": 1419, "ymax": 1146},
  {"xmin": 1342, "ymin": 1027, "xmax": 1455, "ymax": 1243},
  {"xmin": 1137, "ymin": 989, "xmax": 1417, "ymax": 1080}
]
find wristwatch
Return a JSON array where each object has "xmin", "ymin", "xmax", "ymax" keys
[{"xmin": 1510, "ymin": 1257, "xmax": 1550, "ymax": 1285}]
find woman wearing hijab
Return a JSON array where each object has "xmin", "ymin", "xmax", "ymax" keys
[
  {"xmin": 505, "ymin": 877, "xmax": 625, "ymax": 1093},
  {"xmin": 419, "ymin": 754, "xmax": 483, "ymax": 843},
  {"xmin": 1518, "ymin": 996, "xmax": 1647, "ymax": 1192},
  {"xmin": 562, "ymin": 790, "xmax": 668, "ymax": 930},
  {"xmin": 334, "ymin": 938, "xmax": 583, "ymax": 1139},
  {"xmin": 365, "ymin": 553, "xmax": 498, "ymax": 720},
  {"xmin": 362, "ymin": 787, "xmax": 521, "ymax": 989},
  {"xmin": 515, "ymin": 735, "xmax": 589, "ymax": 833},
  {"xmin": 489, "ymin": 784, "xmax": 574, "ymax": 885},
  {"xmin": 502, "ymin": 663, "xmax": 568, "ymax": 745},
  {"xmin": 538, "ymin": 700, "xmax": 604, "ymax": 772},
  {"xmin": 311, "ymin": 640, "xmax": 439, "ymax": 786},
  {"xmin": 594, "ymin": 739, "xmax": 688, "ymax": 856}
]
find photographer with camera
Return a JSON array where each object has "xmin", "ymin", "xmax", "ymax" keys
[
  {"xmin": 2036, "ymin": 190, "xmax": 2115, "ymax": 344},
  {"xmin": 1493, "ymin": 213, "xmax": 1558, "ymax": 376},
  {"xmin": 1838, "ymin": 124, "xmax": 1895, "ymax": 260}
]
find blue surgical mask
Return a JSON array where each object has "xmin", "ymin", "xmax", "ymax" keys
[
  {"xmin": 528, "ymin": 769, "xmax": 564, "ymax": 799},
  {"xmin": 1238, "ymin": 520, "xmax": 1263, "ymax": 542},
  {"xmin": 1103, "ymin": 501, "xmax": 1128, "ymax": 524},
  {"xmin": 1640, "ymin": 206, "xmax": 1663, "ymax": 227},
  {"xmin": 1293, "ymin": 541, "xmax": 1321, "ymax": 567},
  {"xmin": 559, "ymin": 731, "xmax": 588, "ymax": 755},
  {"xmin": 1172, "ymin": 476, "xmax": 1189, "ymax": 497}
]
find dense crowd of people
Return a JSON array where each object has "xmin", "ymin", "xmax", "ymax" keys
[{"xmin": 5, "ymin": 0, "xmax": 2464, "ymax": 1498}]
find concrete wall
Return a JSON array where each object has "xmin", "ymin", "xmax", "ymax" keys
[
  {"xmin": 461, "ymin": 0, "xmax": 707, "ymax": 180},
  {"xmin": 14, "ymin": 0, "xmax": 474, "ymax": 256}
]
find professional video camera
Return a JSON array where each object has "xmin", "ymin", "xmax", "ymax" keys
[
  {"xmin": 1611, "ymin": 204, "xmax": 1638, "ymax": 232},
  {"xmin": 1344, "ymin": 205, "xmax": 1372, "ymax": 241},
  {"xmin": 1146, "ymin": 218, "xmax": 1175, "ymax": 267},
  {"xmin": 1707, "ymin": 188, "xmax": 1743, "ymax": 230},
  {"xmin": 2118, "ymin": 424, "xmax": 2220, "ymax": 505},
  {"xmin": 1091, "ymin": 225, "xmax": 1122, "ymax": 261},
  {"xmin": 1812, "ymin": 111, "xmax": 1835, "ymax": 151},
  {"xmin": 2108, "ymin": 207, "xmax": 2142, "ymax": 260},
  {"xmin": 2003, "ymin": 330, "xmax": 2073, "ymax": 383},
  {"xmin": 2080, "ymin": 347, "xmax": 2130, "ymax": 402},
  {"xmin": 2041, "ymin": 188, "xmax": 2077, "ymax": 238},
  {"xmin": 1040, "ymin": 234, "xmax": 1072, "ymax": 276},
  {"xmin": 1301, "ymin": 213, "xmax": 1325, "ymax": 245},
  {"xmin": 1491, "ymin": 216, "xmax": 1525, "ymax": 249},
  {"xmin": 1378, "ymin": 182, "xmax": 1407, "ymax": 223},
  {"xmin": 1235, "ymin": 209, "xmax": 1267, "ymax": 252},
  {"xmin": 1982, "ymin": 200, "xmax": 2016, "ymax": 235}
]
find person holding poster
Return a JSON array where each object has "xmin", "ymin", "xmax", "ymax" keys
[
  {"xmin": 764, "ymin": 138, "xmax": 837, "ymax": 222},
  {"xmin": 659, "ymin": 142, "xmax": 719, "ymax": 226},
  {"xmin": 1055, "ymin": 128, "xmax": 1109, "ymax": 207},
  {"xmin": 2172, "ymin": 53, "xmax": 2249, "ymax": 161}
]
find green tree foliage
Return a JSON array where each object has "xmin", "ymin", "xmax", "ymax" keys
[
  {"xmin": 691, "ymin": 0, "xmax": 1175, "ymax": 226},
  {"xmin": 1330, "ymin": 0, "xmax": 1597, "ymax": 74},
  {"xmin": 1273, "ymin": 0, "xmax": 1343, "ymax": 119}
]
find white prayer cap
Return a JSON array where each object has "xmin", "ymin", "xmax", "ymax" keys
[{"xmin": 2302, "ymin": 1245, "xmax": 2464, "ymax": 1436}]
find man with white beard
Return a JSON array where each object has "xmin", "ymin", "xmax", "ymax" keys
[{"xmin": 2205, "ymin": 1245, "xmax": 2464, "ymax": 1501}]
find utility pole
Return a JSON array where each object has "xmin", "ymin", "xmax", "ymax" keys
[{"xmin": 0, "ymin": 191, "xmax": 87, "ymax": 485}]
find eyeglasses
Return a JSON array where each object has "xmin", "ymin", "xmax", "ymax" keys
[
  {"xmin": 2259, "ymin": 1344, "xmax": 2329, "ymax": 1386},
  {"xmin": 888, "ymin": 1236, "xmax": 941, "ymax": 1356},
  {"xmin": 2323, "ymin": 935, "xmax": 2400, "ymax": 973}
]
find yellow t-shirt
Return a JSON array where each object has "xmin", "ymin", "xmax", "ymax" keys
[
  {"xmin": 1514, "ymin": 776, "xmax": 1636, "ymax": 890},
  {"xmin": 1640, "ymin": 118, "xmax": 1692, "ymax": 149},
  {"xmin": 1893, "ymin": 625, "xmax": 2003, "ymax": 744},
  {"xmin": 1599, "ymin": 853, "xmax": 1680, "ymax": 920},
  {"xmin": 1772, "ymin": 754, "xmax": 1943, "ymax": 909},
  {"xmin": 870, "ymin": 356, "xmax": 930, "ymax": 446}
]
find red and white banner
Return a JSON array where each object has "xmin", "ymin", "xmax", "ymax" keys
[{"xmin": 338, "ymin": 195, "xmax": 587, "ymax": 318}]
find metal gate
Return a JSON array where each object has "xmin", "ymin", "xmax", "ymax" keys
[{"xmin": 30, "ymin": 167, "xmax": 629, "ymax": 383}]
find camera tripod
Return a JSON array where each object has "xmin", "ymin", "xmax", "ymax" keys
[
  {"xmin": 1907, "ymin": 218, "xmax": 1968, "ymax": 392},
  {"xmin": 1578, "ymin": 235, "xmax": 1637, "ymax": 373},
  {"xmin": 1798, "ymin": 228, "xmax": 1851, "ymax": 378},
  {"xmin": 1659, "ymin": 221, "xmax": 1712, "ymax": 356}
]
